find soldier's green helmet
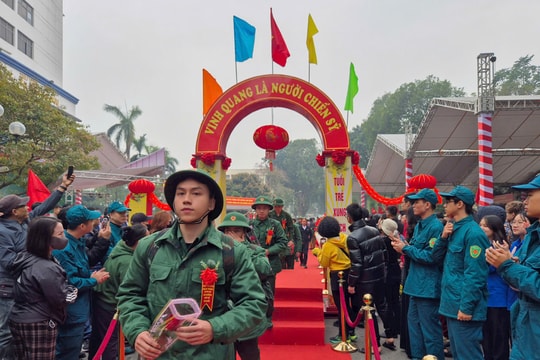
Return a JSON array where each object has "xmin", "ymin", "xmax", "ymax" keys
[
  {"xmin": 251, "ymin": 195, "xmax": 274, "ymax": 210},
  {"xmin": 217, "ymin": 212, "xmax": 250, "ymax": 231}
]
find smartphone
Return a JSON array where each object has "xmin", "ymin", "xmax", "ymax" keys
[
  {"xmin": 101, "ymin": 215, "xmax": 109, "ymax": 227},
  {"xmin": 67, "ymin": 166, "xmax": 74, "ymax": 178}
]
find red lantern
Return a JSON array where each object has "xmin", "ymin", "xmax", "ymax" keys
[
  {"xmin": 128, "ymin": 179, "xmax": 155, "ymax": 194},
  {"xmin": 253, "ymin": 125, "xmax": 289, "ymax": 170},
  {"xmin": 407, "ymin": 174, "xmax": 437, "ymax": 191}
]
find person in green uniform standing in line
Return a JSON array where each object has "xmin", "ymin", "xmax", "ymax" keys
[
  {"xmin": 250, "ymin": 195, "xmax": 288, "ymax": 328},
  {"xmin": 432, "ymin": 186, "xmax": 490, "ymax": 360},
  {"xmin": 269, "ymin": 198, "xmax": 298, "ymax": 270},
  {"xmin": 217, "ymin": 212, "xmax": 272, "ymax": 360},
  {"xmin": 116, "ymin": 170, "xmax": 266, "ymax": 360}
]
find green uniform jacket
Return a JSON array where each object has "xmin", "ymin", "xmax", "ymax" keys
[
  {"xmin": 432, "ymin": 215, "xmax": 489, "ymax": 320},
  {"xmin": 497, "ymin": 221, "xmax": 540, "ymax": 360},
  {"xmin": 95, "ymin": 240, "xmax": 133, "ymax": 306},
  {"xmin": 116, "ymin": 222, "xmax": 266, "ymax": 360},
  {"xmin": 402, "ymin": 214, "xmax": 444, "ymax": 299},
  {"xmin": 250, "ymin": 218, "xmax": 288, "ymax": 274},
  {"xmin": 238, "ymin": 240, "xmax": 272, "ymax": 341}
]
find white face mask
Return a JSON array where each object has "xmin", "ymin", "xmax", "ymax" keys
[{"xmin": 50, "ymin": 236, "xmax": 68, "ymax": 250}]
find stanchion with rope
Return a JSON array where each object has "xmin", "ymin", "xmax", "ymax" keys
[
  {"xmin": 336, "ymin": 281, "xmax": 382, "ymax": 359},
  {"xmin": 331, "ymin": 271, "xmax": 357, "ymax": 353},
  {"xmin": 360, "ymin": 294, "xmax": 381, "ymax": 360},
  {"xmin": 92, "ymin": 311, "xmax": 126, "ymax": 360}
]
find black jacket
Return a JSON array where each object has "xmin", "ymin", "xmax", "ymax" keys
[
  {"xmin": 10, "ymin": 251, "xmax": 69, "ymax": 324},
  {"xmin": 346, "ymin": 220, "xmax": 388, "ymax": 287}
]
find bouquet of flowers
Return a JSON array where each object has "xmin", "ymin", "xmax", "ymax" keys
[{"xmin": 148, "ymin": 298, "xmax": 202, "ymax": 351}]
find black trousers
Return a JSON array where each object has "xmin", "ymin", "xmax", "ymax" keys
[
  {"xmin": 482, "ymin": 307, "xmax": 511, "ymax": 360},
  {"xmin": 330, "ymin": 269, "xmax": 354, "ymax": 335},
  {"xmin": 351, "ymin": 281, "xmax": 388, "ymax": 346},
  {"xmin": 300, "ymin": 241, "xmax": 310, "ymax": 266},
  {"xmin": 235, "ymin": 337, "xmax": 260, "ymax": 360}
]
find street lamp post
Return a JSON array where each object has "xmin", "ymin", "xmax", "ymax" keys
[{"xmin": 0, "ymin": 104, "xmax": 26, "ymax": 144}]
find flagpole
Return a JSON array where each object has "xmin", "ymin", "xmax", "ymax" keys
[
  {"xmin": 346, "ymin": 111, "xmax": 349, "ymax": 129},
  {"xmin": 308, "ymin": 62, "xmax": 311, "ymax": 83},
  {"xmin": 235, "ymin": 61, "xmax": 238, "ymax": 84}
]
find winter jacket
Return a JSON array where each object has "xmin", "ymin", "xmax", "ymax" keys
[
  {"xmin": 497, "ymin": 221, "xmax": 540, "ymax": 360},
  {"xmin": 94, "ymin": 240, "xmax": 134, "ymax": 306},
  {"xmin": 116, "ymin": 222, "xmax": 266, "ymax": 360},
  {"xmin": 237, "ymin": 240, "xmax": 272, "ymax": 341},
  {"xmin": 313, "ymin": 233, "xmax": 350, "ymax": 271},
  {"xmin": 250, "ymin": 217, "xmax": 288, "ymax": 274},
  {"xmin": 9, "ymin": 251, "xmax": 69, "ymax": 324},
  {"xmin": 346, "ymin": 219, "xmax": 387, "ymax": 287},
  {"xmin": 0, "ymin": 190, "xmax": 64, "ymax": 296},
  {"xmin": 402, "ymin": 214, "xmax": 444, "ymax": 298},
  {"xmin": 433, "ymin": 215, "xmax": 490, "ymax": 320},
  {"xmin": 53, "ymin": 231, "xmax": 97, "ymax": 325}
]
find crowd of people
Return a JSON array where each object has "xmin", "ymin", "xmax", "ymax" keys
[
  {"xmin": 313, "ymin": 182, "xmax": 540, "ymax": 360},
  {"xmin": 1, "ymin": 168, "xmax": 540, "ymax": 360}
]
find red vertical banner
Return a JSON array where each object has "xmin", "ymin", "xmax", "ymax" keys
[{"xmin": 478, "ymin": 113, "xmax": 493, "ymax": 206}]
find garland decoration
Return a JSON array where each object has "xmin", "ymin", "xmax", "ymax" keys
[{"xmin": 191, "ymin": 153, "xmax": 232, "ymax": 170}]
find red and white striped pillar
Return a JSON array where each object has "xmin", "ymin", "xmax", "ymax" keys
[
  {"xmin": 477, "ymin": 113, "xmax": 493, "ymax": 206},
  {"xmin": 75, "ymin": 189, "xmax": 82, "ymax": 205},
  {"xmin": 405, "ymin": 158, "xmax": 413, "ymax": 189},
  {"xmin": 360, "ymin": 188, "xmax": 366, "ymax": 208}
]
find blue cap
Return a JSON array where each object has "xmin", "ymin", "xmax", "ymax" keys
[
  {"xmin": 66, "ymin": 205, "xmax": 101, "ymax": 226},
  {"xmin": 439, "ymin": 185, "xmax": 475, "ymax": 206},
  {"xmin": 512, "ymin": 175, "xmax": 540, "ymax": 190},
  {"xmin": 107, "ymin": 201, "xmax": 131, "ymax": 213},
  {"xmin": 407, "ymin": 189, "xmax": 438, "ymax": 206}
]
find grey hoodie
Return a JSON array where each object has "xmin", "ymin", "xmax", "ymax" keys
[{"xmin": 10, "ymin": 251, "xmax": 69, "ymax": 324}]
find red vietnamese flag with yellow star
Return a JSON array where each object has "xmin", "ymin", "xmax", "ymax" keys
[{"xmin": 270, "ymin": 9, "xmax": 290, "ymax": 67}]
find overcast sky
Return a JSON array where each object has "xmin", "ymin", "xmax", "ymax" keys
[{"xmin": 63, "ymin": 0, "xmax": 540, "ymax": 169}]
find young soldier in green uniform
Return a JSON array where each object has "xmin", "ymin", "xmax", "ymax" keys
[
  {"xmin": 217, "ymin": 212, "xmax": 272, "ymax": 360},
  {"xmin": 116, "ymin": 170, "xmax": 266, "ymax": 360},
  {"xmin": 486, "ymin": 175, "xmax": 540, "ymax": 360},
  {"xmin": 250, "ymin": 195, "xmax": 288, "ymax": 328},
  {"xmin": 391, "ymin": 189, "xmax": 445, "ymax": 360},
  {"xmin": 432, "ymin": 186, "xmax": 490, "ymax": 360},
  {"xmin": 269, "ymin": 198, "xmax": 298, "ymax": 269}
]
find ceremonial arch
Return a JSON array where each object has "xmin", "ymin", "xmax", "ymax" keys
[{"xmin": 193, "ymin": 74, "xmax": 358, "ymax": 230}]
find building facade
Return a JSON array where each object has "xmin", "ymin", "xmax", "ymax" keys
[{"xmin": 0, "ymin": 0, "xmax": 78, "ymax": 115}]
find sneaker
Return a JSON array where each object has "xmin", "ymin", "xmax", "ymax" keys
[
  {"xmin": 81, "ymin": 339, "xmax": 89, "ymax": 353},
  {"xmin": 329, "ymin": 335, "xmax": 344, "ymax": 344},
  {"xmin": 348, "ymin": 333, "xmax": 358, "ymax": 342}
]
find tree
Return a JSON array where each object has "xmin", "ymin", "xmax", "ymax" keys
[
  {"xmin": 494, "ymin": 55, "xmax": 540, "ymax": 95},
  {"xmin": 105, "ymin": 103, "xmax": 142, "ymax": 159},
  {"xmin": 349, "ymin": 75, "xmax": 465, "ymax": 167},
  {"xmin": 145, "ymin": 145, "xmax": 179, "ymax": 175},
  {"xmin": 130, "ymin": 134, "xmax": 147, "ymax": 161},
  {"xmin": 0, "ymin": 65, "xmax": 100, "ymax": 190},
  {"xmin": 226, "ymin": 172, "xmax": 271, "ymax": 198},
  {"xmin": 272, "ymin": 139, "xmax": 324, "ymax": 216}
]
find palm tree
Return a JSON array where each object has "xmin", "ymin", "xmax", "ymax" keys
[
  {"xmin": 146, "ymin": 145, "xmax": 179, "ymax": 175},
  {"xmin": 130, "ymin": 134, "xmax": 147, "ymax": 161},
  {"xmin": 104, "ymin": 104, "xmax": 142, "ymax": 159}
]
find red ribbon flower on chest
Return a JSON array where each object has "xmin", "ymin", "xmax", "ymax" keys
[
  {"xmin": 266, "ymin": 228, "xmax": 274, "ymax": 245},
  {"xmin": 200, "ymin": 259, "xmax": 219, "ymax": 311}
]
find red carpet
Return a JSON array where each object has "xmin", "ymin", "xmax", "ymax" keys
[{"xmin": 257, "ymin": 263, "xmax": 352, "ymax": 359}]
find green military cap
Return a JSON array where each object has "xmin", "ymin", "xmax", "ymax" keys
[
  {"xmin": 217, "ymin": 212, "xmax": 250, "ymax": 230},
  {"xmin": 273, "ymin": 198, "xmax": 285, "ymax": 206},
  {"xmin": 251, "ymin": 195, "xmax": 274, "ymax": 210}
]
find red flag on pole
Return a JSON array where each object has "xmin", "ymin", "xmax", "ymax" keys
[
  {"xmin": 27, "ymin": 169, "xmax": 51, "ymax": 207},
  {"xmin": 270, "ymin": 9, "xmax": 290, "ymax": 67}
]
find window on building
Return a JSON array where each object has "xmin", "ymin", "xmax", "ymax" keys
[
  {"xmin": 0, "ymin": 17, "xmax": 14, "ymax": 45},
  {"xmin": 17, "ymin": 0, "xmax": 33, "ymax": 25},
  {"xmin": 1, "ymin": 0, "xmax": 14, "ymax": 9},
  {"xmin": 17, "ymin": 30, "xmax": 32, "ymax": 58}
]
